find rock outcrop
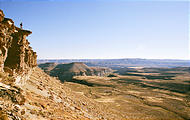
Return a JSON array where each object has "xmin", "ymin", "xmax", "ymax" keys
[{"xmin": 0, "ymin": 10, "xmax": 37, "ymax": 75}]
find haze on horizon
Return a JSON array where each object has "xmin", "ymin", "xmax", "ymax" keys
[{"xmin": 0, "ymin": 0, "xmax": 189, "ymax": 60}]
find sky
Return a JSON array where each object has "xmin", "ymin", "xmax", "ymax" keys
[{"xmin": 0, "ymin": 0, "xmax": 189, "ymax": 59}]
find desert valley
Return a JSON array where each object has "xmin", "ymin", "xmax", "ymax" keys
[
  {"xmin": 38, "ymin": 60, "xmax": 190, "ymax": 120},
  {"xmin": 0, "ymin": 1, "xmax": 189, "ymax": 120}
]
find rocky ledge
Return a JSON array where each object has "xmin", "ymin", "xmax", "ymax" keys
[{"xmin": 0, "ymin": 10, "xmax": 37, "ymax": 76}]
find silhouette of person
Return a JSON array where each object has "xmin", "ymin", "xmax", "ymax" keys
[{"xmin": 20, "ymin": 22, "xmax": 23, "ymax": 29}]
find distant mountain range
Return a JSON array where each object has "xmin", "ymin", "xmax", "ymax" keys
[{"xmin": 38, "ymin": 58, "xmax": 190, "ymax": 69}]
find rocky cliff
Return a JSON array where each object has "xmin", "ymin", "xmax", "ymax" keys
[{"xmin": 0, "ymin": 10, "xmax": 37, "ymax": 75}]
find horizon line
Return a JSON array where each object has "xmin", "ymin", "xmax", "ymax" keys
[{"xmin": 37, "ymin": 58, "xmax": 190, "ymax": 61}]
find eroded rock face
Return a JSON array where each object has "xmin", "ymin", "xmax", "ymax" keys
[{"xmin": 0, "ymin": 10, "xmax": 37, "ymax": 74}]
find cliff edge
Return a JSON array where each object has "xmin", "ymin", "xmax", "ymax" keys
[{"xmin": 0, "ymin": 10, "xmax": 37, "ymax": 75}]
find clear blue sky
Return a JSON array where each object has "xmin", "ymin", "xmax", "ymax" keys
[{"xmin": 0, "ymin": 0, "xmax": 189, "ymax": 59}]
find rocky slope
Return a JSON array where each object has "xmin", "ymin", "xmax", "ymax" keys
[
  {"xmin": 1, "ymin": 67, "xmax": 121, "ymax": 120},
  {"xmin": 39, "ymin": 62, "xmax": 113, "ymax": 81}
]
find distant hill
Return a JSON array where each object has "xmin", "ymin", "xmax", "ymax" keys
[
  {"xmin": 38, "ymin": 62, "xmax": 58, "ymax": 74},
  {"xmin": 39, "ymin": 62, "xmax": 112, "ymax": 81},
  {"xmin": 38, "ymin": 58, "xmax": 190, "ymax": 69}
]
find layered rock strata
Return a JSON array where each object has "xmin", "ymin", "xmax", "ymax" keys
[{"xmin": 0, "ymin": 10, "xmax": 37, "ymax": 75}]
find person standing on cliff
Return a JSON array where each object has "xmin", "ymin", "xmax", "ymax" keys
[{"xmin": 20, "ymin": 22, "xmax": 23, "ymax": 29}]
